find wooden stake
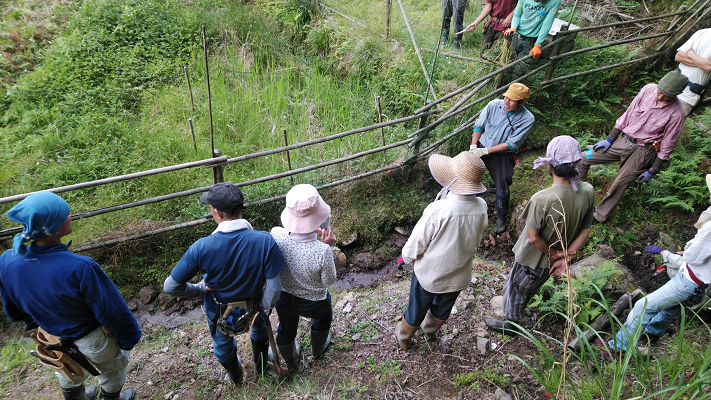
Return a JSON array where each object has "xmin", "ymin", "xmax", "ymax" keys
[
  {"xmin": 212, "ymin": 149, "xmax": 224, "ymax": 184},
  {"xmin": 188, "ymin": 119, "xmax": 198, "ymax": 155},
  {"xmin": 385, "ymin": 0, "xmax": 392, "ymax": 38},
  {"xmin": 375, "ymin": 95, "xmax": 385, "ymax": 146},
  {"xmin": 202, "ymin": 25, "xmax": 215, "ymax": 156},
  {"xmin": 283, "ymin": 129, "xmax": 294, "ymax": 185},
  {"xmin": 395, "ymin": 0, "xmax": 438, "ymax": 101},
  {"xmin": 184, "ymin": 66, "xmax": 195, "ymax": 112}
]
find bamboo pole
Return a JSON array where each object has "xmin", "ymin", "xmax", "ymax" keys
[
  {"xmin": 321, "ymin": 3, "xmax": 387, "ymax": 38},
  {"xmin": 564, "ymin": 10, "xmax": 687, "ymax": 34},
  {"xmin": 549, "ymin": 31, "xmax": 673, "ymax": 61},
  {"xmin": 0, "ymin": 157, "xmax": 227, "ymax": 205},
  {"xmin": 541, "ymin": 53, "xmax": 662, "ymax": 86},
  {"xmin": 202, "ymin": 25, "xmax": 215, "ymax": 155},
  {"xmin": 423, "ymin": 49, "xmax": 487, "ymax": 64},
  {"xmin": 396, "ymin": 0, "xmax": 438, "ymax": 101},
  {"xmin": 184, "ymin": 66, "xmax": 195, "ymax": 112}
]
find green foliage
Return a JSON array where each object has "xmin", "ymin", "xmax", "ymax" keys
[
  {"xmin": 529, "ymin": 263, "xmax": 620, "ymax": 325},
  {"xmin": 361, "ymin": 355, "xmax": 402, "ymax": 383},
  {"xmin": 454, "ymin": 367, "xmax": 511, "ymax": 389},
  {"xmin": 0, "ymin": 339, "xmax": 34, "ymax": 372},
  {"xmin": 592, "ymin": 225, "xmax": 638, "ymax": 255}
]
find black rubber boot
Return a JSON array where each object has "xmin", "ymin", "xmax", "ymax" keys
[
  {"xmin": 277, "ymin": 340, "xmax": 302, "ymax": 372},
  {"xmin": 440, "ymin": 30, "xmax": 449, "ymax": 46},
  {"xmin": 452, "ymin": 37, "xmax": 462, "ymax": 50},
  {"xmin": 99, "ymin": 388, "xmax": 134, "ymax": 400},
  {"xmin": 494, "ymin": 218, "xmax": 507, "ymax": 234},
  {"xmin": 252, "ymin": 338, "xmax": 270, "ymax": 374},
  {"xmin": 62, "ymin": 385, "xmax": 98, "ymax": 400},
  {"xmin": 218, "ymin": 353, "xmax": 243, "ymax": 386},
  {"xmin": 310, "ymin": 328, "xmax": 332, "ymax": 359},
  {"xmin": 494, "ymin": 193, "xmax": 510, "ymax": 234},
  {"xmin": 485, "ymin": 316, "xmax": 520, "ymax": 336}
]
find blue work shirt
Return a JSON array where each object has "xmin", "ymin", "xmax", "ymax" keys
[
  {"xmin": 474, "ymin": 99, "xmax": 535, "ymax": 152},
  {"xmin": 0, "ymin": 243, "xmax": 142, "ymax": 350},
  {"xmin": 170, "ymin": 225, "xmax": 286, "ymax": 304}
]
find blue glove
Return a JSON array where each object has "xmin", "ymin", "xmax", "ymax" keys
[
  {"xmin": 593, "ymin": 137, "xmax": 614, "ymax": 153},
  {"xmin": 636, "ymin": 169, "xmax": 655, "ymax": 184},
  {"xmin": 644, "ymin": 245, "xmax": 665, "ymax": 254}
]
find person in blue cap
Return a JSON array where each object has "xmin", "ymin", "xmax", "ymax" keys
[{"xmin": 0, "ymin": 192, "xmax": 141, "ymax": 400}]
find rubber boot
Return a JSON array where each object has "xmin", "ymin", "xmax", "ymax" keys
[
  {"xmin": 62, "ymin": 384, "xmax": 98, "ymax": 400},
  {"xmin": 395, "ymin": 318, "xmax": 418, "ymax": 350},
  {"xmin": 484, "ymin": 316, "xmax": 520, "ymax": 336},
  {"xmin": 218, "ymin": 353, "xmax": 243, "ymax": 385},
  {"xmin": 421, "ymin": 311, "xmax": 446, "ymax": 342},
  {"xmin": 99, "ymin": 388, "xmax": 134, "ymax": 400},
  {"xmin": 310, "ymin": 328, "xmax": 332, "ymax": 359},
  {"xmin": 494, "ymin": 193, "xmax": 510, "ymax": 234},
  {"xmin": 252, "ymin": 338, "xmax": 270, "ymax": 374},
  {"xmin": 452, "ymin": 37, "xmax": 462, "ymax": 50},
  {"xmin": 277, "ymin": 340, "xmax": 302, "ymax": 372},
  {"xmin": 494, "ymin": 218, "xmax": 507, "ymax": 234},
  {"xmin": 440, "ymin": 30, "xmax": 449, "ymax": 46}
]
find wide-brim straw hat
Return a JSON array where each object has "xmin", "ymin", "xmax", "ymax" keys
[
  {"xmin": 428, "ymin": 152, "xmax": 487, "ymax": 195},
  {"xmin": 281, "ymin": 184, "xmax": 331, "ymax": 234}
]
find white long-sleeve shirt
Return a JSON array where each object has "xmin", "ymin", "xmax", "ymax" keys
[
  {"xmin": 402, "ymin": 194, "xmax": 488, "ymax": 293},
  {"xmin": 681, "ymin": 221, "xmax": 711, "ymax": 284}
]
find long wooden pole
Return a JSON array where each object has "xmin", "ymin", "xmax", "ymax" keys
[
  {"xmin": 549, "ymin": 31, "xmax": 673, "ymax": 61},
  {"xmin": 385, "ymin": 0, "xmax": 392, "ymax": 37},
  {"xmin": 202, "ymin": 25, "xmax": 215, "ymax": 155},
  {"xmin": 396, "ymin": 0, "xmax": 438, "ymax": 101}
]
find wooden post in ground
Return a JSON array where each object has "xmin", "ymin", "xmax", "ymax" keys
[
  {"xmin": 396, "ymin": 0, "xmax": 438, "ymax": 101},
  {"xmin": 188, "ymin": 119, "xmax": 198, "ymax": 155},
  {"xmin": 544, "ymin": 27, "xmax": 569, "ymax": 81},
  {"xmin": 385, "ymin": 0, "xmax": 392, "ymax": 38},
  {"xmin": 375, "ymin": 95, "xmax": 385, "ymax": 146},
  {"xmin": 212, "ymin": 149, "xmax": 224, "ymax": 184},
  {"xmin": 184, "ymin": 66, "xmax": 195, "ymax": 112},
  {"xmin": 283, "ymin": 129, "xmax": 294, "ymax": 185}
]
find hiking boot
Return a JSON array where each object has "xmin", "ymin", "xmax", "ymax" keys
[
  {"xmin": 485, "ymin": 316, "xmax": 520, "ymax": 336},
  {"xmin": 277, "ymin": 340, "xmax": 302, "ymax": 372},
  {"xmin": 310, "ymin": 328, "xmax": 332, "ymax": 359},
  {"xmin": 395, "ymin": 318, "xmax": 418, "ymax": 350},
  {"xmin": 421, "ymin": 311, "xmax": 446, "ymax": 342},
  {"xmin": 252, "ymin": 338, "xmax": 270, "ymax": 374},
  {"xmin": 62, "ymin": 385, "xmax": 98, "ymax": 400},
  {"xmin": 452, "ymin": 38, "xmax": 461, "ymax": 50},
  {"xmin": 219, "ymin": 353, "xmax": 243, "ymax": 385},
  {"xmin": 440, "ymin": 30, "xmax": 449, "ymax": 46},
  {"xmin": 99, "ymin": 388, "xmax": 134, "ymax": 400},
  {"xmin": 494, "ymin": 218, "xmax": 507, "ymax": 234}
]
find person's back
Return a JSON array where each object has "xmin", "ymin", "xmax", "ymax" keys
[{"xmin": 675, "ymin": 28, "xmax": 711, "ymax": 115}]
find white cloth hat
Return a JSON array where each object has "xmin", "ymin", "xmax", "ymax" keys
[{"xmin": 281, "ymin": 184, "xmax": 331, "ymax": 234}]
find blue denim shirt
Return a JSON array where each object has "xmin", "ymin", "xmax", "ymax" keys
[{"xmin": 474, "ymin": 99, "xmax": 535, "ymax": 151}]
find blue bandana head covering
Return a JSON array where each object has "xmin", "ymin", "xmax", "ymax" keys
[{"xmin": 6, "ymin": 192, "xmax": 70, "ymax": 255}]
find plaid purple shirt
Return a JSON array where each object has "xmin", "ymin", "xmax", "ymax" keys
[{"xmin": 614, "ymin": 84, "xmax": 685, "ymax": 160}]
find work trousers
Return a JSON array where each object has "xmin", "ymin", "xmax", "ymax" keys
[
  {"xmin": 482, "ymin": 152, "xmax": 515, "ymax": 222},
  {"xmin": 502, "ymin": 261, "xmax": 550, "ymax": 321},
  {"xmin": 482, "ymin": 23, "xmax": 504, "ymax": 49},
  {"xmin": 576, "ymin": 134, "xmax": 656, "ymax": 222},
  {"xmin": 609, "ymin": 271, "xmax": 697, "ymax": 351},
  {"xmin": 510, "ymin": 34, "xmax": 537, "ymax": 80},
  {"xmin": 58, "ymin": 326, "xmax": 129, "ymax": 393},
  {"xmin": 403, "ymin": 272, "xmax": 461, "ymax": 327},
  {"xmin": 442, "ymin": 0, "xmax": 468, "ymax": 40},
  {"xmin": 275, "ymin": 291, "xmax": 333, "ymax": 346},
  {"xmin": 203, "ymin": 291, "xmax": 268, "ymax": 364}
]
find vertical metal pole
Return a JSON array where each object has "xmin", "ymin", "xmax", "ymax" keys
[
  {"xmin": 283, "ymin": 129, "xmax": 294, "ymax": 185},
  {"xmin": 188, "ymin": 119, "xmax": 198, "ymax": 155},
  {"xmin": 385, "ymin": 0, "xmax": 392, "ymax": 38},
  {"xmin": 184, "ymin": 66, "xmax": 195, "ymax": 112},
  {"xmin": 375, "ymin": 95, "xmax": 385, "ymax": 146},
  {"xmin": 202, "ymin": 25, "xmax": 215, "ymax": 156},
  {"xmin": 212, "ymin": 149, "xmax": 224, "ymax": 184}
]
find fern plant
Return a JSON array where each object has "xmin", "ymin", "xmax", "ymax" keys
[{"xmin": 529, "ymin": 262, "xmax": 620, "ymax": 325}]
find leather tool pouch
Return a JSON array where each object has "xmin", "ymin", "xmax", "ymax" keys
[
  {"xmin": 31, "ymin": 328, "xmax": 86, "ymax": 383},
  {"xmin": 215, "ymin": 300, "xmax": 257, "ymax": 337}
]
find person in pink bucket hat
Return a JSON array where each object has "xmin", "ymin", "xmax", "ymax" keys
[{"xmin": 270, "ymin": 184, "xmax": 337, "ymax": 372}]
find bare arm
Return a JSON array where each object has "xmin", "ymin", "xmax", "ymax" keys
[
  {"xmin": 465, "ymin": 3, "xmax": 493, "ymax": 32},
  {"xmin": 675, "ymin": 50, "xmax": 695, "ymax": 67},
  {"xmin": 471, "ymin": 129, "xmax": 483, "ymax": 146},
  {"xmin": 527, "ymin": 227, "xmax": 559, "ymax": 258},
  {"xmin": 486, "ymin": 143, "xmax": 513, "ymax": 154},
  {"xmin": 502, "ymin": 8, "xmax": 515, "ymax": 28},
  {"xmin": 687, "ymin": 49, "xmax": 711, "ymax": 73}
]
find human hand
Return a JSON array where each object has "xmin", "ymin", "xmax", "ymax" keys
[
  {"xmin": 504, "ymin": 28, "xmax": 516, "ymax": 37},
  {"xmin": 550, "ymin": 258, "xmax": 567, "ymax": 278},
  {"xmin": 636, "ymin": 169, "xmax": 655, "ymax": 184},
  {"xmin": 469, "ymin": 144, "xmax": 478, "ymax": 151},
  {"xmin": 202, "ymin": 279, "xmax": 212, "ymax": 292},
  {"xmin": 643, "ymin": 245, "xmax": 665, "ymax": 254},
  {"xmin": 318, "ymin": 226, "xmax": 337, "ymax": 246},
  {"xmin": 470, "ymin": 147, "xmax": 489, "ymax": 158},
  {"xmin": 592, "ymin": 137, "xmax": 614, "ymax": 153},
  {"xmin": 529, "ymin": 43, "xmax": 541, "ymax": 58},
  {"xmin": 465, "ymin": 22, "xmax": 478, "ymax": 32},
  {"xmin": 503, "ymin": 15, "xmax": 513, "ymax": 28}
]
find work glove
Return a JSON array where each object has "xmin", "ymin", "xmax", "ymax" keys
[
  {"xmin": 503, "ymin": 28, "xmax": 516, "ymax": 37},
  {"xmin": 643, "ymin": 245, "xmax": 665, "ymax": 254},
  {"xmin": 469, "ymin": 144, "xmax": 478, "ymax": 151},
  {"xmin": 529, "ymin": 43, "xmax": 542, "ymax": 58},
  {"xmin": 470, "ymin": 147, "xmax": 489, "ymax": 158},
  {"xmin": 636, "ymin": 169, "xmax": 655, "ymax": 184},
  {"xmin": 593, "ymin": 137, "xmax": 614, "ymax": 153}
]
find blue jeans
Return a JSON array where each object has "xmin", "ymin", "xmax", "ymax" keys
[
  {"xmin": 609, "ymin": 271, "xmax": 698, "ymax": 351},
  {"xmin": 404, "ymin": 272, "xmax": 461, "ymax": 326},
  {"xmin": 275, "ymin": 291, "xmax": 332, "ymax": 346},
  {"xmin": 203, "ymin": 291, "xmax": 267, "ymax": 363}
]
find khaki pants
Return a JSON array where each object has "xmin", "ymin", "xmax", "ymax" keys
[{"xmin": 576, "ymin": 134, "xmax": 656, "ymax": 222}]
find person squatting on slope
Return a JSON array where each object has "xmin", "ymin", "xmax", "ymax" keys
[
  {"xmin": 441, "ymin": 0, "xmax": 468, "ymax": 49},
  {"xmin": 674, "ymin": 28, "xmax": 711, "ymax": 116},
  {"xmin": 469, "ymin": 83, "xmax": 535, "ymax": 234},
  {"xmin": 486, "ymin": 136, "xmax": 594, "ymax": 335},
  {"xmin": 0, "ymin": 192, "xmax": 141, "ymax": 400},
  {"xmin": 464, "ymin": 0, "xmax": 518, "ymax": 50},
  {"xmin": 598, "ymin": 174, "xmax": 711, "ymax": 354},
  {"xmin": 504, "ymin": 0, "xmax": 560, "ymax": 79},
  {"xmin": 576, "ymin": 70, "xmax": 688, "ymax": 223},
  {"xmin": 163, "ymin": 183, "xmax": 286, "ymax": 385},
  {"xmin": 270, "ymin": 184, "xmax": 337, "ymax": 373},
  {"xmin": 395, "ymin": 152, "xmax": 488, "ymax": 350}
]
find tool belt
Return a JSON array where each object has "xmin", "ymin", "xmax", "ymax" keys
[
  {"xmin": 212, "ymin": 299, "xmax": 258, "ymax": 337},
  {"xmin": 622, "ymin": 134, "xmax": 659, "ymax": 151},
  {"xmin": 29, "ymin": 328, "xmax": 100, "ymax": 383}
]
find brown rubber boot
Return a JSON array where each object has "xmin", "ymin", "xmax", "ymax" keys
[
  {"xmin": 394, "ymin": 318, "xmax": 418, "ymax": 350},
  {"xmin": 421, "ymin": 311, "xmax": 446, "ymax": 342}
]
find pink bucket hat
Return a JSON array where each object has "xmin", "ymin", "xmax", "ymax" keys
[{"xmin": 281, "ymin": 184, "xmax": 331, "ymax": 234}]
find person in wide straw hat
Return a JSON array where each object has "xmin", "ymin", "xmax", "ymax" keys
[
  {"xmin": 270, "ymin": 184, "xmax": 337, "ymax": 372},
  {"xmin": 395, "ymin": 152, "xmax": 489, "ymax": 350}
]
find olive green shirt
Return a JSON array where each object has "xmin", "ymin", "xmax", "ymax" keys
[{"xmin": 512, "ymin": 182, "xmax": 594, "ymax": 270}]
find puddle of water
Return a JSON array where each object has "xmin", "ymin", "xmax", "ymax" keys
[{"xmin": 332, "ymin": 260, "xmax": 406, "ymax": 290}]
